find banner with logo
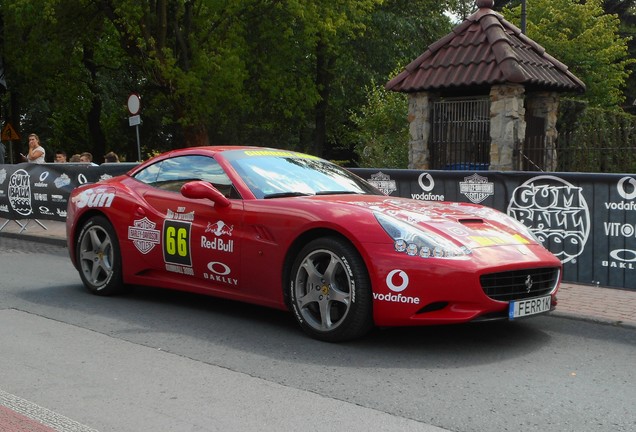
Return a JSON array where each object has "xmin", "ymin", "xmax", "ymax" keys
[
  {"xmin": 352, "ymin": 169, "xmax": 636, "ymax": 290},
  {"xmin": 0, "ymin": 163, "xmax": 135, "ymax": 222}
]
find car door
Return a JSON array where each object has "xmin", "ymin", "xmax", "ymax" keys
[{"xmin": 129, "ymin": 154, "xmax": 243, "ymax": 292}]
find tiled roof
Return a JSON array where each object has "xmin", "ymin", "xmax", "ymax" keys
[{"xmin": 386, "ymin": 1, "xmax": 586, "ymax": 93}]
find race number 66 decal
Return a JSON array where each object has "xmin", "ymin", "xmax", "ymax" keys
[
  {"xmin": 163, "ymin": 220, "xmax": 192, "ymax": 266},
  {"xmin": 166, "ymin": 226, "xmax": 187, "ymax": 256}
]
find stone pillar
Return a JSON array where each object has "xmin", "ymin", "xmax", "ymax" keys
[
  {"xmin": 526, "ymin": 92, "xmax": 560, "ymax": 171},
  {"xmin": 489, "ymin": 84, "xmax": 526, "ymax": 171},
  {"xmin": 407, "ymin": 92, "xmax": 431, "ymax": 169}
]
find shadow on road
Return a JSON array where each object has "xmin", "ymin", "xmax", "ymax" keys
[{"xmin": 15, "ymin": 281, "xmax": 560, "ymax": 370}]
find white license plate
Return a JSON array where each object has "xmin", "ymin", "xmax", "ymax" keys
[{"xmin": 509, "ymin": 295, "xmax": 552, "ymax": 319}]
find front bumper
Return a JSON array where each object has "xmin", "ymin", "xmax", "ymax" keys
[{"xmin": 366, "ymin": 243, "xmax": 561, "ymax": 327}]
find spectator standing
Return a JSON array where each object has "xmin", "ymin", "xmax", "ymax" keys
[
  {"xmin": 69, "ymin": 154, "xmax": 81, "ymax": 162},
  {"xmin": 54, "ymin": 150, "xmax": 67, "ymax": 163},
  {"xmin": 79, "ymin": 152, "xmax": 93, "ymax": 163},
  {"xmin": 24, "ymin": 133, "xmax": 45, "ymax": 163},
  {"xmin": 104, "ymin": 151, "xmax": 120, "ymax": 163}
]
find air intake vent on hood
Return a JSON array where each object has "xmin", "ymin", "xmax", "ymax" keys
[{"xmin": 459, "ymin": 218, "xmax": 484, "ymax": 225}]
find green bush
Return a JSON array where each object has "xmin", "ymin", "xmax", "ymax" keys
[
  {"xmin": 349, "ymin": 81, "xmax": 409, "ymax": 168},
  {"xmin": 558, "ymin": 100, "xmax": 636, "ymax": 172}
]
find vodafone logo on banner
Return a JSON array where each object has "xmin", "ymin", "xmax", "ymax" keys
[{"xmin": 617, "ymin": 177, "xmax": 636, "ymax": 200}]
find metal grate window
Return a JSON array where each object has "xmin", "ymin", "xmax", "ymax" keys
[{"xmin": 430, "ymin": 97, "xmax": 491, "ymax": 170}]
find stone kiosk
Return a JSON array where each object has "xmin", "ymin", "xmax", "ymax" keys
[{"xmin": 386, "ymin": 0, "xmax": 585, "ymax": 171}]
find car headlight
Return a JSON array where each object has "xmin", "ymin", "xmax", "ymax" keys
[{"xmin": 374, "ymin": 212, "xmax": 470, "ymax": 259}]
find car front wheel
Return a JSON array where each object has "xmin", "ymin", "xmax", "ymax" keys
[
  {"xmin": 76, "ymin": 215, "xmax": 124, "ymax": 295},
  {"xmin": 289, "ymin": 237, "xmax": 373, "ymax": 342}
]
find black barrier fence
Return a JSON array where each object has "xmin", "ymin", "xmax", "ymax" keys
[
  {"xmin": 0, "ymin": 163, "xmax": 136, "ymax": 221},
  {"xmin": 1, "ymin": 163, "xmax": 635, "ymax": 290}
]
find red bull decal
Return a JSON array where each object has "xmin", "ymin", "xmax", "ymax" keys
[
  {"xmin": 206, "ymin": 220, "xmax": 233, "ymax": 236},
  {"xmin": 202, "ymin": 220, "xmax": 234, "ymax": 252},
  {"xmin": 201, "ymin": 236, "xmax": 234, "ymax": 252}
]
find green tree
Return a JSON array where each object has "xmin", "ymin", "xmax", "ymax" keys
[
  {"xmin": 230, "ymin": 3, "xmax": 319, "ymax": 149},
  {"xmin": 96, "ymin": 0, "xmax": 252, "ymax": 147},
  {"xmin": 350, "ymin": 80, "xmax": 408, "ymax": 168},
  {"xmin": 93, "ymin": 0, "xmax": 385, "ymax": 156},
  {"xmin": 2, "ymin": 0, "xmax": 74, "ymax": 155},
  {"xmin": 2, "ymin": 0, "xmax": 454, "ymax": 162},
  {"xmin": 603, "ymin": 0, "xmax": 636, "ymax": 105},
  {"xmin": 233, "ymin": 0, "xmax": 381, "ymax": 155},
  {"xmin": 1, "ymin": 0, "xmax": 136, "ymax": 160},
  {"xmin": 503, "ymin": 0, "xmax": 634, "ymax": 108},
  {"xmin": 447, "ymin": 0, "xmax": 477, "ymax": 21},
  {"xmin": 297, "ymin": 0, "xmax": 383, "ymax": 156},
  {"xmin": 346, "ymin": 0, "xmax": 452, "ymax": 167}
]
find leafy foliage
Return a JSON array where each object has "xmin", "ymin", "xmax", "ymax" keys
[
  {"xmin": 557, "ymin": 99, "xmax": 636, "ymax": 172},
  {"xmin": 350, "ymin": 81, "xmax": 409, "ymax": 168},
  {"xmin": 1, "ymin": 0, "xmax": 634, "ymax": 168},
  {"xmin": 503, "ymin": 0, "xmax": 634, "ymax": 108},
  {"xmin": 446, "ymin": 0, "xmax": 478, "ymax": 21},
  {"xmin": 344, "ymin": 0, "xmax": 451, "ymax": 167},
  {"xmin": 2, "ymin": 0, "xmax": 137, "ymax": 160}
]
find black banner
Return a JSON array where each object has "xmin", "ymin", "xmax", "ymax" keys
[
  {"xmin": 0, "ymin": 163, "xmax": 136, "ymax": 221},
  {"xmin": 2, "ymin": 163, "xmax": 635, "ymax": 289}
]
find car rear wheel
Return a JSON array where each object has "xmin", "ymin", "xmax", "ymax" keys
[
  {"xmin": 76, "ymin": 215, "xmax": 124, "ymax": 295},
  {"xmin": 289, "ymin": 237, "xmax": 373, "ymax": 342}
]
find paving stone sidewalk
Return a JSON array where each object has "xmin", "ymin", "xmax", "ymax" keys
[{"xmin": 2, "ymin": 218, "xmax": 635, "ymax": 329}]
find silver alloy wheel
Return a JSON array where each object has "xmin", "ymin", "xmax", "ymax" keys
[
  {"xmin": 293, "ymin": 248, "xmax": 353, "ymax": 332},
  {"xmin": 79, "ymin": 224, "xmax": 114, "ymax": 289}
]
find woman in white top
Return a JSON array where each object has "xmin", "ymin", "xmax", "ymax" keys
[{"xmin": 26, "ymin": 133, "xmax": 45, "ymax": 163}]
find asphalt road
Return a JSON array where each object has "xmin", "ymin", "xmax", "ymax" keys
[{"xmin": 1, "ymin": 237, "xmax": 635, "ymax": 432}]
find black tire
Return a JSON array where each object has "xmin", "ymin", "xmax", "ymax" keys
[
  {"xmin": 289, "ymin": 237, "xmax": 373, "ymax": 342},
  {"xmin": 76, "ymin": 215, "xmax": 124, "ymax": 296}
]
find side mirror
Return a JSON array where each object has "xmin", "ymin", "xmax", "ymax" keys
[{"xmin": 181, "ymin": 181, "xmax": 231, "ymax": 208}]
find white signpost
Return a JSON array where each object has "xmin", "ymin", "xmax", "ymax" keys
[{"xmin": 127, "ymin": 93, "xmax": 142, "ymax": 161}]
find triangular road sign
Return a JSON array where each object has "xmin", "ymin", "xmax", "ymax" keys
[{"xmin": 1, "ymin": 122, "xmax": 20, "ymax": 141}]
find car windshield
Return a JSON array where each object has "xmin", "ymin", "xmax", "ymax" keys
[{"xmin": 224, "ymin": 149, "xmax": 382, "ymax": 199}]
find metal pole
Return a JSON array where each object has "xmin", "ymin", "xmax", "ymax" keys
[
  {"xmin": 521, "ymin": 0, "xmax": 527, "ymax": 34},
  {"xmin": 135, "ymin": 124, "xmax": 141, "ymax": 162}
]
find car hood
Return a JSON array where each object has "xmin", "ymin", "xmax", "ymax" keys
[{"xmin": 318, "ymin": 195, "xmax": 536, "ymax": 249}]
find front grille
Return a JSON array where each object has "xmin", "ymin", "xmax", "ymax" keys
[{"xmin": 480, "ymin": 267, "xmax": 560, "ymax": 302}]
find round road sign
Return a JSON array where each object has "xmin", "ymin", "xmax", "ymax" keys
[{"xmin": 127, "ymin": 93, "xmax": 141, "ymax": 115}]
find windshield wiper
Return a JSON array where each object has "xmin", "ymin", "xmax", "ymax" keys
[
  {"xmin": 263, "ymin": 192, "xmax": 314, "ymax": 199},
  {"xmin": 315, "ymin": 190, "xmax": 361, "ymax": 196}
]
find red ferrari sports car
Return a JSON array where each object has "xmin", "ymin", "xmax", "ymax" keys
[{"xmin": 67, "ymin": 146, "xmax": 561, "ymax": 341}]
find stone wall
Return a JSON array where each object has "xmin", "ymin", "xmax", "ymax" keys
[
  {"xmin": 488, "ymin": 84, "xmax": 526, "ymax": 171},
  {"xmin": 525, "ymin": 91, "xmax": 560, "ymax": 171},
  {"xmin": 407, "ymin": 92, "xmax": 430, "ymax": 169}
]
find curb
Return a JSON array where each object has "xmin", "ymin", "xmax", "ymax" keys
[
  {"xmin": 0, "ymin": 231, "xmax": 67, "ymax": 248},
  {"xmin": 551, "ymin": 311, "xmax": 636, "ymax": 330}
]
